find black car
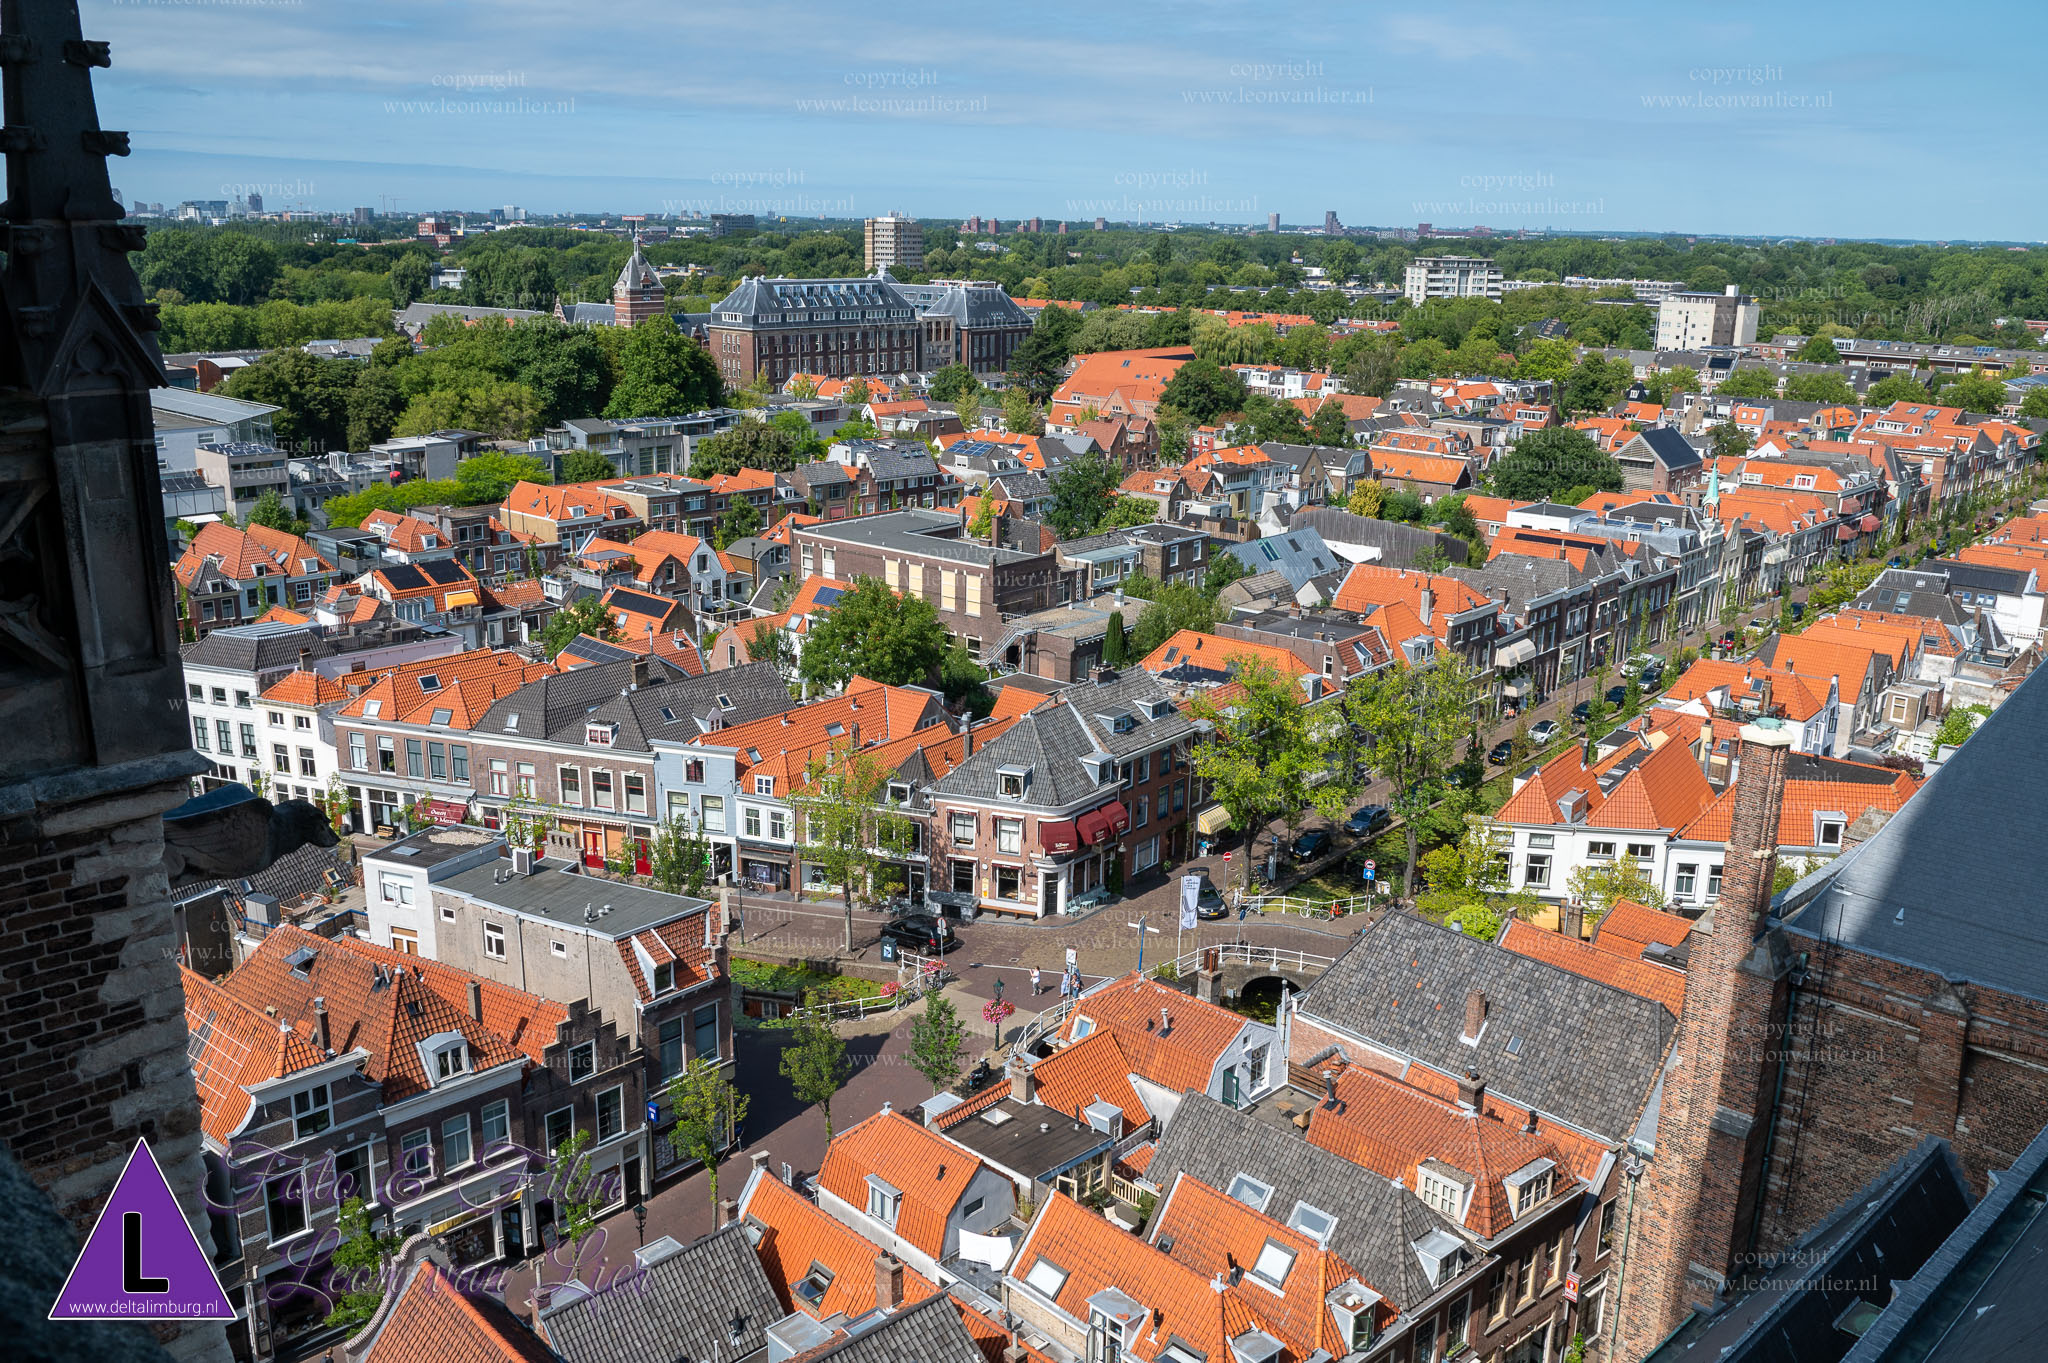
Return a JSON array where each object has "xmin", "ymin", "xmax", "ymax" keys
[
  {"xmin": 1290, "ymin": 830, "xmax": 1334, "ymax": 861},
  {"xmin": 1605, "ymin": 685, "xmax": 1627, "ymax": 707},
  {"xmin": 1195, "ymin": 878, "xmax": 1228, "ymax": 920},
  {"xmin": 1571, "ymin": 700, "xmax": 1592, "ymax": 721},
  {"xmin": 879, "ymin": 914, "xmax": 957, "ymax": 954},
  {"xmin": 1488, "ymin": 739, "xmax": 1515, "ymax": 765},
  {"xmin": 1344, "ymin": 805, "xmax": 1390, "ymax": 835}
]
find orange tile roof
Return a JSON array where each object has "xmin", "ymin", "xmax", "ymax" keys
[
  {"xmin": 1302, "ymin": 1065, "xmax": 1588, "ymax": 1239},
  {"xmin": 990, "ymin": 686, "xmax": 1056, "ymax": 720},
  {"xmin": 175, "ymin": 520, "xmax": 333, "ymax": 586},
  {"xmin": 503, "ymin": 480, "xmax": 635, "ymax": 524},
  {"xmin": 1027, "ymin": 1028, "xmax": 1149, "ymax": 1131},
  {"xmin": 1677, "ymin": 762, "xmax": 1919, "ymax": 849},
  {"xmin": 337, "ymin": 648, "xmax": 555, "ymax": 731},
  {"xmin": 362, "ymin": 508, "xmax": 446, "ymax": 554},
  {"xmin": 1331, "ymin": 564, "xmax": 1491, "ymax": 624},
  {"xmin": 363, "ymin": 1259, "xmax": 559, "ymax": 1363},
  {"xmin": 259, "ymin": 667, "xmax": 354, "ymax": 708},
  {"xmin": 343, "ymin": 934, "xmax": 568, "ymax": 1065},
  {"xmin": 1499, "ymin": 920, "xmax": 1686, "ymax": 1018},
  {"xmin": 1591, "ymin": 899, "xmax": 1694, "ymax": 962},
  {"xmin": 1049, "ymin": 347, "xmax": 1193, "ymax": 415},
  {"xmin": 1057, "ymin": 973, "xmax": 1244, "ymax": 1094},
  {"xmin": 182, "ymin": 966, "xmax": 328, "ymax": 1143},
  {"xmin": 483, "ymin": 577, "xmax": 548, "ymax": 610},
  {"xmin": 693, "ymin": 680, "xmax": 945, "ymax": 790},
  {"xmin": 816, "ymin": 1110, "xmax": 991, "ymax": 1260},
  {"xmin": 367, "ymin": 560, "xmax": 483, "ymax": 610},
  {"xmin": 1369, "ymin": 449, "xmax": 1470, "ymax": 486},
  {"xmin": 741, "ymin": 1172, "xmax": 938, "ymax": 1318},
  {"xmin": 1495, "ymin": 732, "xmax": 1715, "ymax": 833},
  {"xmin": 1457, "ymin": 494, "xmax": 1520, "ymax": 527},
  {"xmin": 255, "ymin": 605, "xmax": 312, "ymax": 626},
  {"xmin": 1138, "ymin": 629, "xmax": 1310, "ymax": 680},
  {"xmin": 1766, "ymin": 634, "xmax": 1883, "ymax": 690}
]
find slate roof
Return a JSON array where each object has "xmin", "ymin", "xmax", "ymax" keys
[
  {"xmin": 1630, "ymin": 425, "xmax": 1704, "ymax": 470},
  {"xmin": 1777, "ymin": 665, "xmax": 2048, "ymax": 1002},
  {"xmin": 711, "ymin": 275, "xmax": 916, "ymax": 325},
  {"xmin": 930, "ymin": 671, "xmax": 1191, "ymax": 809},
  {"xmin": 790, "ymin": 1292, "xmax": 987, "ymax": 1363},
  {"xmin": 539, "ymin": 1222, "xmax": 783, "ymax": 1363},
  {"xmin": 182, "ymin": 622, "xmax": 330, "ymax": 673},
  {"xmin": 1284, "ymin": 508, "xmax": 1470, "ymax": 569},
  {"xmin": 476, "ymin": 658, "xmax": 791, "ymax": 752},
  {"xmin": 1296, "ymin": 913, "xmax": 1675, "ymax": 1139},
  {"xmin": 1142, "ymin": 1093, "xmax": 1466, "ymax": 1307},
  {"xmin": 1220, "ymin": 526, "xmax": 1344, "ymax": 592},
  {"xmin": 910, "ymin": 283, "xmax": 1033, "ymax": 330}
]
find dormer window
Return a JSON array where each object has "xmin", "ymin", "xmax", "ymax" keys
[
  {"xmin": 1287, "ymin": 1201, "xmax": 1336, "ymax": 1244},
  {"xmin": 1504, "ymin": 1158, "xmax": 1557, "ymax": 1219},
  {"xmin": 865, "ymin": 1175, "xmax": 901, "ymax": 1227},
  {"xmin": 435, "ymin": 1043, "xmax": 469, "ymax": 1079},
  {"xmin": 1814, "ymin": 811, "xmax": 1846, "ymax": 847},
  {"xmin": 888, "ymin": 782, "xmax": 911, "ymax": 805},
  {"xmin": 998, "ymin": 766, "xmax": 1029, "ymax": 799},
  {"xmin": 755, "ymin": 775, "xmax": 774, "ymax": 796},
  {"xmin": 1417, "ymin": 1163, "xmax": 1470, "ymax": 1220},
  {"xmin": 653, "ymin": 962, "xmax": 674, "ymax": 994},
  {"xmin": 587, "ymin": 721, "xmax": 617, "ymax": 747}
]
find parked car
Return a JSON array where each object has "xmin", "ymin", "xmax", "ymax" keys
[
  {"xmin": 880, "ymin": 915, "xmax": 957, "ymax": 955},
  {"xmin": 1290, "ymin": 830, "xmax": 1334, "ymax": 861},
  {"xmin": 1639, "ymin": 664, "xmax": 1664, "ymax": 691},
  {"xmin": 1530, "ymin": 718, "xmax": 1561, "ymax": 745},
  {"xmin": 1345, "ymin": 805, "xmax": 1390, "ymax": 836},
  {"xmin": 1790, "ymin": 601, "xmax": 1805, "ymax": 620},
  {"xmin": 1605, "ymin": 685, "xmax": 1628, "ymax": 707},
  {"xmin": 1488, "ymin": 739, "xmax": 1516, "ymax": 765},
  {"xmin": 1571, "ymin": 700, "xmax": 1592, "ymax": 722},
  {"xmin": 1195, "ymin": 878, "xmax": 1228, "ymax": 920},
  {"xmin": 1719, "ymin": 632, "xmax": 1738, "ymax": 650}
]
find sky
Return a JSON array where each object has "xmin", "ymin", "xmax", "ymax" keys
[{"xmin": 83, "ymin": 0, "xmax": 2048, "ymax": 242}]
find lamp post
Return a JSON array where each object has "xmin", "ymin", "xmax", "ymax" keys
[
  {"xmin": 633, "ymin": 1198, "xmax": 646, "ymax": 1248},
  {"xmin": 1127, "ymin": 915, "xmax": 1160, "ymax": 973}
]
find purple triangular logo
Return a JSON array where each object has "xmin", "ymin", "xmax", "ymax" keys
[{"xmin": 50, "ymin": 1139, "xmax": 236, "ymax": 1321}]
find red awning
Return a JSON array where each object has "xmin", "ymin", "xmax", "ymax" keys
[
  {"xmin": 1040, "ymin": 819, "xmax": 1079, "ymax": 855},
  {"xmin": 1860, "ymin": 513, "xmax": 1881, "ymax": 532},
  {"xmin": 1076, "ymin": 809, "xmax": 1113, "ymax": 846},
  {"xmin": 1103, "ymin": 802, "xmax": 1132, "ymax": 837},
  {"xmin": 1836, "ymin": 524, "xmax": 1859, "ymax": 541},
  {"xmin": 427, "ymin": 799, "xmax": 469, "ymax": 825}
]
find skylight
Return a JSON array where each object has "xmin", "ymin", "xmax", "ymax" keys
[
  {"xmin": 430, "ymin": 708, "xmax": 452, "ymax": 725},
  {"xmin": 418, "ymin": 674, "xmax": 441, "ymax": 692}
]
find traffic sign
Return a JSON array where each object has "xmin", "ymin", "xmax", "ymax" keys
[
  {"xmin": 1564, "ymin": 1271, "xmax": 1581, "ymax": 1302},
  {"xmin": 51, "ymin": 1140, "xmax": 235, "ymax": 1321}
]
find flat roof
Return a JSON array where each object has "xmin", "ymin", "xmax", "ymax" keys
[
  {"xmin": 437, "ymin": 859, "xmax": 714, "ymax": 939},
  {"xmin": 939, "ymin": 1098, "xmax": 1113, "ymax": 1178},
  {"xmin": 363, "ymin": 824, "xmax": 502, "ymax": 872},
  {"xmin": 795, "ymin": 508, "xmax": 1045, "ymax": 566}
]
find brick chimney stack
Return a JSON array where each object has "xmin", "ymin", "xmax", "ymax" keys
[
  {"xmin": 312, "ymin": 997, "xmax": 330, "ymax": 1052},
  {"xmin": 467, "ymin": 977, "xmax": 483, "ymax": 1021},
  {"xmin": 1462, "ymin": 988, "xmax": 1487, "ymax": 1040},
  {"xmin": 1618, "ymin": 718, "xmax": 1796, "ymax": 1355},
  {"xmin": 874, "ymin": 1253, "xmax": 905, "ymax": 1310}
]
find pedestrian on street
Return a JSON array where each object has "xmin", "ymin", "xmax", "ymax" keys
[{"xmin": 1031, "ymin": 966, "xmax": 1042, "ymax": 996}]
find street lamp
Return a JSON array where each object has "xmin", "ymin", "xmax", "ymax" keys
[
  {"xmin": 1127, "ymin": 915, "xmax": 1160, "ymax": 973},
  {"xmin": 632, "ymin": 1197, "xmax": 647, "ymax": 1247}
]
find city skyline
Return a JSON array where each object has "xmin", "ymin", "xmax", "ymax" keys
[{"xmin": 88, "ymin": 0, "xmax": 2048, "ymax": 242}]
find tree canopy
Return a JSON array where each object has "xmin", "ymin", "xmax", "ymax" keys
[
  {"xmin": 799, "ymin": 577, "xmax": 952, "ymax": 692},
  {"xmin": 1488, "ymin": 427, "xmax": 1623, "ymax": 502}
]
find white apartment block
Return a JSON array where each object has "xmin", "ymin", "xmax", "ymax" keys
[
  {"xmin": 1403, "ymin": 255, "xmax": 1504, "ymax": 305},
  {"xmin": 1656, "ymin": 286, "xmax": 1761, "ymax": 350}
]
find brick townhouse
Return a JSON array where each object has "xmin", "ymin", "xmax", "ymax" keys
[
  {"xmin": 184, "ymin": 923, "xmax": 640, "ymax": 1360},
  {"xmin": 361, "ymin": 824, "xmax": 736, "ymax": 1189},
  {"xmin": 499, "ymin": 479, "xmax": 643, "ymax": 553},
  {"xmin": 175, "ymin": 520, "xmax": 341, "ymax": 638},
  {"xmin": 925, "ymin": 671, "xmax": 1194, "ymax": 917},
  {"xmin": 464, "ymin": 657, "xmax": 794, "ymax": 869},
  {"xmin": 792, "ymin": 508, "xmax": 1062, "ymax": 662}
]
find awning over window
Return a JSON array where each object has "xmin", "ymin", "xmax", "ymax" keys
[
  {"xmin": 1077, "ymin": 809, "xmax": 1112, "ymax": 846},
  {"xmin": 443, "ymin": 590, "xmax": 479, "ymax": 609},
  {"xmin": 1102, "ymin": 802, "xmax": 1132, "ymax": 837},
  {"xmin": 1860, "ymin": 513, "xmax": 1881, "ymax": 532},
  {"xmin": 1836, "ymin": 524, "xmax": 1859, "ymax": 541},
  {"xmin": 427, "ymin": 799, "xmax": 469, "ymax": 825},
  {"xmin": 1040, "ymin": 819, "xmax": 1079, "ymax": 855},
  {"xmin": 1495, "ymin": 637, "xmax": 1538, "ymax": 668},
  {"xmin": 1196, "ymin": 804, "xmax": 1233, "ymax": 835}
]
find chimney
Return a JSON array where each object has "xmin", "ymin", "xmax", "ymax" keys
[
  {"xmin": 312, "ymin": 997, "xmax": 330, "ymax": 1052},
  {"xmin": 297, "ymin": 646, "xmax": 311, "ymax": 672},
  {"xmin": 1462, "ymin": 988, "xmax": 1487, "ymax": 1039},
  {"xmin": 960, "ymin": 713, "xmax": 974, "ymax": 758},
  {"xmin": 468, "ymin": 977, "xmax": 483, "ymax": 1021},
  {"xmin": 1003, "ymin": 1348, "xmax": 1030, "ymax": 1363},
  {"xmin": 750, "ymin": 1149, "xmax": 770, "ymax": 1174},
  {"xmin": 1524, "ymin": 1107, "xmax": 1539, "ymax": 1134},
  {"xmin": 1457, "ymin": 1069, "xmax": 1485, "ymax": 1109},
  {"xmin": 1419, "ymin": 585, "xmax": 1434, "ymax": 625},
  {"xmin": 874, "ymin": 1254, "xmax": 905, "ymax": 1310},
  {"xmin": 1321, "ymin": 1069, "xmax": 1338, "ymax": 1107},
  {"xmin": 717, "ymin": 1197, "xmax": 738, "ymax": 1228},
  {"xmin": 630, "ymin": 655, "xmax": 649, "ymax": 689},
  {"xmin": 1562, "ymin": 901, "xmax": 1585, "ymax": 940},
  {"xmin": 1718, "ymin": 720, "xmax": 1794, "ymax": 937},
  {"xmin": 1010, "ymin": 1057, "xmax": 1038, "ymax": 1104},
  {"xmin": 1159, "ymin": 1005, "xmax": 1172, "ymax": 1035}
]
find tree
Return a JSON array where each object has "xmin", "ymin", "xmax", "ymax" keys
[
  {"xmin": 1489, "ymin": 427, "xmax": 1622, "ymax": 502},
  {"xmin": 2021, "ymin": 389, "xmax": 2048, "ymax": 420},
  {"xmin": 966, "ymin": 496, "xmax": 994, "ymax": 540},
  {"xmin": 540, "ymin": 594, "xmax": 619, "ymax": 658},
  {"xmin": 1797, "ymin": 333, "xmax": 1845, "ymax": 363},
  {"xmin": 1342, "ymin": 339, "xmax": 1400, "ymax": 398},
  {"xmin": 927, "ymin": 363, "xmax": 974, "ymax": 402},
  {"xmin": 1782, "ymin": 372, "xmax": 1857, "ymax": 405},
  {"xmin": 1937, "ymin": 370, "xmax": 2007, "ymax": 414},
  {"xmin": 665, "ymin": 1058, "xmax": 749, "ymax": 1213},
  {"xmin": 1002, "ymin": 385, "xmax": 1047, "ymax": 437},
  {"xmin": 1189, "ymin": 658, "xmax": 1343, "ymax": 899},
  {"xmin": 453, "ymin": 451, "xmax": 552, "ymax": 503},
  {"xmin": 1201, "ymin": 551, "xmax": 1253, "ymax": 601},
  {"xmin": 1866, "ymin": 373, "xmax": 1932, "ymax": 407},
  {"xmin": 547, "ymin": 1128, "xmax": 606, "ymax": 1255},
  {"xmin": 1714, "ymin": 367, "xmax": 1780, "ymax": 399},
  {"xmin": 1102, "ymin": 611, "xmax": 1129, "ymax": 667},
  {"xmin": 222, "ymin": 349, "xmax": 359, "ymax": 453},
  {"xmin": 1346, "ymin": 480, "xmax": 1386, "ymax": 518},
  {"xmin": 1339, "ymin": 656, "xmax": 1476, "ymax": 896},
  {"xmin": 1095, "ymin": 495, "xmax": 1159, "ymax": 531},
  {"xmin": 558, "ymin": 448, "xmax": 617, "ymax": 483},
  {"xmin": 714, "ymin": 495, "xmax": 761, "ymax": 550},
  {"xmin": 908, "ymin": 991, "xmax": 968, "ymax": 1094},
  {"xmin": 1153, "ymin": 403, "xmax": 1194, "ymax": 464},
  {"xmin": 1513, "ymin": 338, "xmax": 1577, "ymax": 385},
  {"xmin": 604, "ymin": 319, "xmax": 722, "ymax": 418},
  {"xmin": 1566, "ymin": 858, "xmax": 1667, "ymax": 915},
  {"xmin": 799, "ymin": 577, "xmax": 952, "ymax": 692},
  {"xmin": 322, "ymin": 1196, "xmax": 401, "ymax": 1330},
  {"xmin": 953, "ymin": 380, "xmax": 985, "ymax": 431},
  {"xmin": 648, "ymin": 813, "xmax": 712, "ymax": 896},
  {"xmin": 1307, "ymin": 399, "xmax": 1352, "ymax": 448},
  {"xmin": 1046, "ymin": 450, "xmax": 1123, "ymax": 539},
  {"xmin": 1130, "ymin": 581, "xmax": 1221, "ymax": 656},
  {"xmin": 1933, "ymin": 703, "xmax": 1988, "ymax": 750},
  {"xmin": 688, "ymin": 417, "xmax": 805, "ymax": 477},
  {"xmin": 244, "ymin": 488, "xmax": 308, "ymax": 537},
  {"xmin": 1158, "ymin": 356, "xmax": 1247, "ymax": 424},
  {"xmin": 1710, "ymin": 421, "xmax": 1752, "ymax": 458},
  {"xmin": 1415, "ymin": 817, "xmax": 1536, "ymax": 940},
  {"xmin": 1560, "ymin": 357, "xmax": 1633, "ymax": 413},
  {"xmin": 780, "ymin": 995, "xmax": 853, "ymax": 1138},
  {"xmin": 790, "ymin": 743, "xmax": 915, "ymax": 949}
]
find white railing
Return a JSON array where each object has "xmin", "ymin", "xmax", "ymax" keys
[
  {"xmin": 1152, "ymin": 943, "xmax": 1339, "ymax": 980},
  {"xmin": 1230, "ymin": 891, "xmax": 1378, "ymax": 919}
]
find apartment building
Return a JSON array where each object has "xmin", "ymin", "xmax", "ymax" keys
[
  {"xmin": 1402, "ymin": 254, "xmax": 1504, "ymax": 304},
  {"xmin": 705, "ymin": 275, "xmax": 923, "ymax": 387},
  {"xmin": 792, "ymin": 509, "xmax": 1063, "ymax": 661},
  {"xmin": 174, "ymin": 520, "xmax": 341, "ymax": 638},
  {"xmin": 864, "ymin": 212, "xmax": 924, "ymax": 271},
  {"xmin": 1655, "ymin": 285, "xmax": 1761, "ymax": 350}
]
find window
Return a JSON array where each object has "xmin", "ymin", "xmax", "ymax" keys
[
  {"xmin": 266, "ymin": 709, "xmax": 284, "ymax": 728},
  {"xmin": 442, "ymin": 1114, "xmax": 472, "ymax": 1169},
  {"xmin": 1225, "ymin": 1173, "xmax": 1274, "ymax": 1212},
  {"xmin": 299, "ymin": 747, "xmax": 317, "ymax": 777},
  {"xmin": 1508, "ymin": 1164, "xmax": 1554, "ymax": 1218},
  {"xmin": 212, "ymin": 687, "xmax": 227, "ymax": 705},
  {"xmin": 273, "ymin": 743, "xmax": 291, "ymax": 774},
  {"xmin": 1245, "ymin": 1044, "xmax": 1269, "ymax": 1091},
  {"xmin": 333, "ymin": 1145, "xmax": 371, "ymax": 1205},
  {"xmin": 516, "ymin": 762, "xmax": 537, "ymax": 798},
  {"xmin": 769, "ymin": 810, "xmax": 787, "ymax": 840},
  {"xmin": 596, "ymin": 1086, "xmax": 624, "ymax": 1141},
  {"xmin": 1417, "ymin": 1167, "xmax": 1466, "ymax": 1219},
  {"xmin": 867, "ymin": 1180, "xmax": 901, "ymax": 1226},
  {"xmin": 1022, "ymin": 1256, "xmax": 1069, "ymax": 1300},
  {"xmin": 451, "ymin": 745, "xmax": 469, "ymax": 782},
  {"xmin": 694, "ymin": 1004, "xmax": 720, "ymax": 1062},
  {"xmin": 625, "ymin": 773, "xmax": 647, "ymax": 815},
  {"xmin": 1525, "ymin": 853, "xmax": 1552, "ymax": 889},
  {"xmin": 998, "ymin": 769, "xmax": 1026, "ymax": 798},
  {"xmin": 1251, "ymin": 1238, "xmax": 1296, "ymax": 1288},
  {"xmin": 193, "ymin": 717, "xmax": 209, "ymax": 751},
  {"xmin": 744, "ymin": 806, "xmax": 762, "ymax": 838},
  {"xmin": 1287, "ymin": 1200, "xmax": 1335, "ymax": 1243},
  {"xmin": 1580, "ymin": 1274, "xmax": 1607, "ymax": 1338},
  {"xmin": 1088, "ymin": 1309, "xmax": 1126, "ymax": 1363},
  {"xmin": 483, "ymin": 922, "xmax": 505, "ymax": 960},
  {"xmin": 481, "ymin": 1100, "xmax": 510, "ymax": 1152},
  {"xmin": 1817, "ymin": 819, "xmax": 1844, "ymax": 847},
  {"xmin": 1598, "ymin": 1198, "xmax": 1618, "ymax": 1256},
  {"xmin": 949, "ymin": 812, "xmax": 976, "ymax": 846},
  {"xmin": 291, "ymin": 1084, "xmax": 331, "ymax": 1138},
  {"xmin": 349, "ymin": 732, "xmax": 366, "ymax": 769},
  {"xmin": 995, "ymin": 819, "xmax": 1022, "ymax": 855},
  {"xmin": 405, "ymin": 739, "xmax": 423, "ymax": 779},
  {"xmin": 1586, "ymin": 840, "xmax": 1615, "ymax": 861},
  {"xmin": 440, "ymin": 905, "xmax": 456, "ymax": 922},
  {"xmin": 995, "ymin": 866, "xmax": 1020, "ymax": 900},
  {"xmin": 1135, "ymin": 835, "xmax": 1159, "ymax": 871},
  {"xmin": 234, "ymin": 689, "xmax": 251, "ymax": 709},
  {"xmin": 1443, "ymin": 1293, "xmax": 1471, "ymax": 1357},
  {"xmin": 560, "ymin": 766, "xmax": 582, "ymax": 805},
  {"xmin": 189, "ymin": 683, "xmax": 204, "ymax": 702},
  {"xmin": 378, "ymin": 735, "xmax": 396, "ymax": 773},
  {"xmin": 265, "ymin": 1175, "xmax": 308, "ymax": 1240},
  {"xmin": 1627, "ymin": 841, "xmax": 1655, "ymax": 863},
  {"xmin": 544, "ymin": 1107, "xmax": 574, "ymax": 1156},
  {"xmin": 400, "ymin": 1129, "xmax": 432, "ymax": 1174},
  {"xmin": 653, "ymin": 961, "xmax": 674, "ymax": 995},
  {"xmin": 239, "ymin": 722, "xmax": 257, "ymax": 757},
  {"xmin": 701, "ymin": 794, "xmax": 725, "ymax": 832},
  {"xmin": 658, "ymin": 1016, "xmax": 684, "ymax": 1078},
  {"xmin": 434, "ymin": 1043, "xmax": 468, "ymax": 1079},
  {"xmin": 1707, "ymin": 864, "xmax": 1724, "ymax": 898},
  {"xmin": 1675, "ymin": 863, "xmax": 1698, "ymax": 897},
  {"xmin": 296, "ymin": 713, "xmax": 311, "ymax": 730}
]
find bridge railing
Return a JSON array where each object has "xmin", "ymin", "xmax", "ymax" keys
[{"xmin": 1004, "ymin": 945, "xmax": 1335, "ymax": 1058}]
